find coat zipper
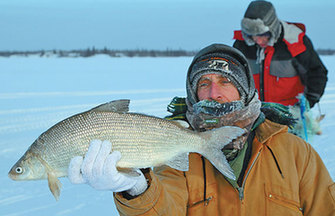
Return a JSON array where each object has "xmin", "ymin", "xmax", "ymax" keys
[
  {"xmin": 257, "ymin": 47, "xmax": 265, "ymax": 101},
  {"xmin": 237, "ymin": 150, "xmax": 262, "ymax": 200}
]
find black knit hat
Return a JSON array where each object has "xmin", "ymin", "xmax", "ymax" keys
[
  {"xmin": 186, "ymin": 44, "xmax": 255, "ymax": 106},
  {"xmin": 241, "ymin": 0, "xmax": 281, "ymax": 46}
]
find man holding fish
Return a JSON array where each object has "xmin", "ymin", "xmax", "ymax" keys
[
  {"xmin": 68, "ymin": 44, "xmax": 334, "ymax": 215},
  {"xmin": 9, "ymin": 44, "xmax": 334, "ymax": 215}
]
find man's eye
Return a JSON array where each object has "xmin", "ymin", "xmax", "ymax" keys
[
  {"xmin": 220, "ymin": 80, "xmax": 231, "ymax": 85},
  {"xmin": 198, "ymin": 83, "xmax": 208, "ymax": 88}
]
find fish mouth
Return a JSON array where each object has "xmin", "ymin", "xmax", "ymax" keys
[
  {"xmin": 8, "ymin": 171, "xmax": 17, "ymax": 180},
  {"xmin": 8, "ymin": 172, "xmax": 27, "ymax": 181}
]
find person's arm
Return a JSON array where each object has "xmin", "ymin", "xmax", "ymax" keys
[
  {"xmin": 233, "ymin": 39, "xmax": 244, "ymax": 51},
  {"xmin": 114, "ymin": 165, "xmax": 189, "ymax": 215},
  {"xmin": 299, "ymin": 143, "xmax": 335, "ymax": 215},
  {"xmin": 295, "ymin": 35, "xmax": 328, "ymax": 108}
]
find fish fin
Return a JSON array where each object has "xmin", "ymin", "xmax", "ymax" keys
[
  {"xmin": 166, "ymin": 153, "xmax": 189, "ymax": 171},
  {"xmin": 199, "ymin": 126, "xmax": 245, "ymax": 180},
  {"xmin": 173, "ymin": 120, "xmax": 190, "ymax": 129},
  {"xmin": 48, "ymin": 173, "xmax": 62, "ymax": 201},
  {"xmin": 316, "ymin": 114, "xmax": 325, "ymax": 122},
  {"xmin": 90, "ymin": 99, "xmax": 130, "ymax": 113}
]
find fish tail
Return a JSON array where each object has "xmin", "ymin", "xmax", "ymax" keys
[
  {"xmin": 198, "ymin": 126, "xmax": 245, "ymax": 180},
  {"xmin": 48, "ymin": 173, "xmax": 62, "ymax": 201}
]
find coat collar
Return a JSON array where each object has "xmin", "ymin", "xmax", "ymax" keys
[{"xmin": 255, "ymin": 119, "xmax": 288, "ymax": 144}]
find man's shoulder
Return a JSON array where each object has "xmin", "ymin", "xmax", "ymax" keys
[
  {"xmin": 256, "ymin": 120, "xmax": 306, "ymax": 143},
  {"xmin": 257, "ymin": 119, "xmax": 310, "ymax": 152},
  {"xmin": 256, "ymin": 119, "xmax": 288, "ymax": 141}
]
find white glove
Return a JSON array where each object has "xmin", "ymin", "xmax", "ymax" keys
[{"xmin": 68, "ymin": 140, "xmax": 148, "ymax": 196}]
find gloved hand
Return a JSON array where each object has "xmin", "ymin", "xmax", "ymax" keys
[{"xmin": 68, "ymin": 140, "xmax": 148, "ymax": 196}]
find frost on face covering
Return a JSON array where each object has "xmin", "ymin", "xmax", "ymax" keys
[
  {"xmin": 193, "ymin": 100, "xmax": 244, "ymax": 117},
  {"xmin": 189, "ymin": 100, "xmax": 245, "ymax": 131}
]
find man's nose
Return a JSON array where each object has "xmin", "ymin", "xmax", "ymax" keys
[
  {"xmin": 255, "ymin": 37, "xmax": 263, "ymax": 44},
  {"xmin": 209, "ymin": 82, "xmax": 223, "ymax": 101}
]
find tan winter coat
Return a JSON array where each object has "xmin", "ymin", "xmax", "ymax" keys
[{"xmin": 114, "ymin": 120, "xmax": 335, "ymax": 215}]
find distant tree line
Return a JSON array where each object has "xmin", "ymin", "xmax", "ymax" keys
[
  {"xmin": 0, "ymin": 47, "xmax": 198, "ymax": 58},
  {"xmin": 316, "ymin": 49, "xmax": 335, "ymax": 56},
  {"xmin": 0, "ymin": 47, "xmax": 333, "ymax": 58}
]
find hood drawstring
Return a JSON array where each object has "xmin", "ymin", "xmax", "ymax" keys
[
  {"xmin": 201, "ymin": 156, "xmax": 212, "ymax": 206},
  {"xmin": 188, "ymin": 156, "xmax": 212, "ymax": 208},
  {"xmin": 202, "ymin": 156, "xmax": 207, "ymax": 204},
  {"xmin": 266, "ymin": 145, "xmax": 285, "ymax": 179}
]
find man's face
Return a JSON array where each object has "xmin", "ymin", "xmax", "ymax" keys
[
  {"xmin": 252, "ymin": 35, "xmax": 270, "ymax": 48},
  {"xmin": 197, "ymin": 74, "xmax": 240, "ymax": 104}
]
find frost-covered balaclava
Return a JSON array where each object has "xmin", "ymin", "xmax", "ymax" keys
[
  {"xmin": 186, "ymin": 44, "xmax": 261, "ymax": 150},
  {"xmin": 241, "ymin": 0, "xmax": 282, "ymax": 46}
]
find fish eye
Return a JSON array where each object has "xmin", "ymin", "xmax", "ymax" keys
[{"xmin": 15, "ymin": 167, "xmax": 23, "ymax": 174}]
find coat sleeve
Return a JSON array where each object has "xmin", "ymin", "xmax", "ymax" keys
[
  {"xmin": 299, "ymin": 142, "xmax": 335, "ymax": 215},
  {"xmin": 233, "ymin": 40, "xmax": 246, "ymax": 53},
  {"xmin": 113, "ymin": 166, "xmax": 188, "ymax": 215},
  {"xmin": 294, "ymin": 35, "xmax": 328, "ymax": 107}
]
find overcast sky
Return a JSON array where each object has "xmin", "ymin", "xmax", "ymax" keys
[{"xmin": 1, "ymin": 0, "xmax": 334, "ymax": 51}]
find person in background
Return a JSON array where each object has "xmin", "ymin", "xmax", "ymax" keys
[
  {"xmin": 233, "ymin": 0, "xmax": 327, "ymax": 107},
  {"xmin": 68, "ymin": 44, "xmax": 334, "ymax": 215}
]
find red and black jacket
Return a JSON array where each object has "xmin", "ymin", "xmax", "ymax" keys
[{"xmin": 233, "ymin": 21, "xmax": 327, "ymax": 107}]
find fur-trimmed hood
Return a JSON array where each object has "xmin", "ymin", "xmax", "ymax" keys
[{"xmin": 241, "ymin": 1, "xmax": 282, "ymax": 46}]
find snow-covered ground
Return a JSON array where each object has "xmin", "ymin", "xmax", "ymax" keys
[{"xmin": 0, "ymin": 55, "xmax": 334, "ymax": 215}]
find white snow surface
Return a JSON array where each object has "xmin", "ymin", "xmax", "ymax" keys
[{"xmin": 0, "ymin": 55, "xmax": 334, "ymax": 215}]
